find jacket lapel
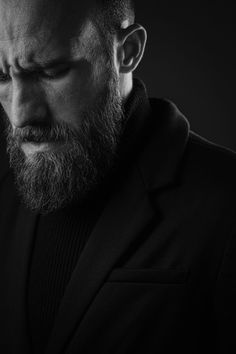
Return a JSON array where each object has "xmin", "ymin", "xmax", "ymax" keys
[{"xmin": 45, "ymin": 164, "xmax": 155, "ymax": 354}]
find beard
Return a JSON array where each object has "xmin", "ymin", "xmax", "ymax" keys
[{"xmin": 5, "ymin": 71, "xmax": 125, "ymax": 214}]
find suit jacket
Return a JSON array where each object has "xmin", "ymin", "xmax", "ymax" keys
[{"xmin": 0, "ymin": 97, "xmax": 236, "ymax": 354}]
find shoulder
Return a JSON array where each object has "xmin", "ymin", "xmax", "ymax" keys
[
  {"xmin": 140, "ymin": 97, "xmax": 236, "ymax": 195},
  {"xmin": 143, "ymin": 97, "xmax": 236, "ymax": 227},
  {"xmin": 148, "ymin": 97, "xmax": 236, "ymax": 189},
  {"xmin": 171, "ymin": 115, "xmax": 236, "ymax": 238},
  {"xmin": 182, "ymin": 130, "xmax": 236, "ymax": 190}
]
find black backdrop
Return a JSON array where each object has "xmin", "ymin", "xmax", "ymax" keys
[{"xmin": 135, "ymin": 0, "xmax": 236, "ymax": 151}]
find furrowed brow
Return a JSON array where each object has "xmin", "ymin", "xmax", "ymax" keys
[
  {"xmin": 31, "ymin": 57, "xmax": 72, "ymax": 69},
  {"xmin": 8, "ymin": 57, "xmax": 72, "ymax": 73}
]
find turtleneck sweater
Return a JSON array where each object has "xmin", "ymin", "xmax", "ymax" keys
[{"xmin": 27, "ymin": 78, "xmax": 151, "ymax": 354}]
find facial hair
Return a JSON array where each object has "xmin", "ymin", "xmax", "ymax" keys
[{"xmin": 5, "ymin": 71, "xmax": 125, "ymax": 214}]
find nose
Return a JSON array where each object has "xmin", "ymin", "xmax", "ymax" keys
[{"xmin": 10, "ymin": 77, "xmax": 48, "ymax": 129}]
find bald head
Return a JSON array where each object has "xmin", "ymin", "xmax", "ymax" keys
[
  {"xmin": 0, "ymin": 0, "xmax": 96, "ymax": 43},
  {"xmin": 0, "ymin": 0, "xmax": 135, "ymax": 42}
]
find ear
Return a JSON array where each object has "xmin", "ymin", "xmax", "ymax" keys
[{"xmin": 116, "ymin": 23, "xmax": 147, "ymax": 74}]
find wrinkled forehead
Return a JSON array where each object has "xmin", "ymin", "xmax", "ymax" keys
[
  {"xmin": 0, "ymin": 0, "xmax": 95, "ymax": 42},
  {"xmin": 0, "ymin": 0, "xmax": 103, "ymax": 67}
]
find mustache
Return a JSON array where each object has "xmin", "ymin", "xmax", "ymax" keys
[{"xmin": 6, "ymin": 123, "xmax": 78, "ymax": 145}]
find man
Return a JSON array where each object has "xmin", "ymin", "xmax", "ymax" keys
[{"xmin": 0, "ymin": 0, "xmax": 235, "ymax": 353}]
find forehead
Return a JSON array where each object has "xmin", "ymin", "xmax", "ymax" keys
[
  {"xmin": 0, "ymin": 0, "xmax": 100, "ymax": 67},
  {"xmin": 0, "ymin": 0, "xmax": 95, "ymax": 39}
]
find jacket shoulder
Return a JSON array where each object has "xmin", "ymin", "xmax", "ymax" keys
[
  {"xmin": 184, "ymin": 131, "xmax": 236, "ymax": 183},
  {"xmin": 178, "ymin": 130, "xmax": 236, "ymax": 214}
]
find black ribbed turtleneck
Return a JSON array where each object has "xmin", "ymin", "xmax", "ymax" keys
[
  {"xmin": 27, "ymin": 197, "xmax": 105, "ymax": 354},
  {"xmin": 27, "ymin": 78, "xmax": 151, "ymax": 354}
]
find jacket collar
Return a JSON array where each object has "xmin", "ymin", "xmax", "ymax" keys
[
  {"xmin": 138, "ymin": 97, "xmax": 190, "ymax": 191},
  {"xmin": 118, "ymin": 78, "xmax": 190, "ymax": 192}
]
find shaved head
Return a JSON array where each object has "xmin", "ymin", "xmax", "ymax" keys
[
  {"xmin": 0, "ymin": 0, "xmax": 97, "ymax": 61},
  {"xmin": 0, "ymin": 0, "xmax": 135, "ymax": 42},
  {"xmin": 0, "ymin": 0, "xmax": 92, "ymax": 36}
]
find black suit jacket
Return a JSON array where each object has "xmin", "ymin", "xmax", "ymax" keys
[{"xmin": 0, "ymin": 98, "xmax": 236, "ymax": 354}]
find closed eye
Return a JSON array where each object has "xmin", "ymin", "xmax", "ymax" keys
[{"xmin": 41, "ymin": 66, "xmax": 71, "ymax": 80}]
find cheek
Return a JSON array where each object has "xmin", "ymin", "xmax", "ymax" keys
[
  {"xmin": 0, "ymin": 84, "xmax": 12, "ymax": 112},
  {"xmin": 45, "ymin": 62, "xmax": 106, "ymax": 128},
  {"xmin": 0, "ymin": 96, "xmax": 13, "ymax": 128}
]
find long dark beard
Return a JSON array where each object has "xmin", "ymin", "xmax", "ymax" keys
[{"xmin": 5, "ymin": 74, "xmax": 124, "ymax": 214}]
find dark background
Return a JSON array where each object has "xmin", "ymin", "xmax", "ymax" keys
[{"xmin": 135, "ymin": 0, "xmax": 236, "ymax": 151}]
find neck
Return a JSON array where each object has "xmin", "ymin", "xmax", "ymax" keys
[{"xmin": 120, "ymin": 73, "xmax": 133, "ymax": 103}]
